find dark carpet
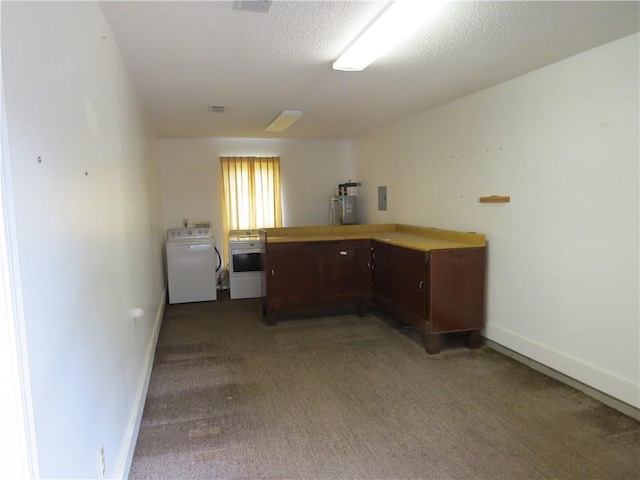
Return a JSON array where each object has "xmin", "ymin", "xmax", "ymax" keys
[{"xmin": 129, "ymin": 296, "xmax": 639, "ymax": 479}]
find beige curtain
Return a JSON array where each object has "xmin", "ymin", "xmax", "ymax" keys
[{"xmin": 220, "ymin": 156, "xmax": 282, "ymax": 261}]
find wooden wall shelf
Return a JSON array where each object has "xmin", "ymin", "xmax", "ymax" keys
[{"xmin": 479, "ymin": 195, "xmax": 510, "ymax": 203}]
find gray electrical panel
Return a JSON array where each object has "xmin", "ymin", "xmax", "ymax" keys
[{"xmin": 378, "ymin": 186, "xmax": 387, "ymax": 211}]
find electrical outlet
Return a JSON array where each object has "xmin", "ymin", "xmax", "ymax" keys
[
  {"xmin": 98, "ymin": 446, "xmax": 105, "ymax": 479},
  {"xmin": 182, "ymin": 218, "xmax": 189, "ymax": 228}
]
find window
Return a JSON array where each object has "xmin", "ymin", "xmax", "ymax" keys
[{"xmin": 220, "ymin": 155, "xmax": 282, "ymax": 256}]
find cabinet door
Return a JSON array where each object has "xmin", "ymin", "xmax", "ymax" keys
[
  {"xmin": 267, "ymin": 244, "xmax": 320, "ymax": 299},
  {"xmin": 320, "ymin": 241, "xmax": 370, "ymax": 296},
  {"xmin": 371, "ymin": 241, "xmax": 393, "ymax": 301},
  {"xmin": 391, "ymin": 247, "xmax": 428, "ymax": 325},
  {"xmin": 429, "ymin": 248, "xmax": 486, "ymax": 333}
]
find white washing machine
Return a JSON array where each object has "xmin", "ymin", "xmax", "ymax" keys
[{"xmin": 166, "ymin": 228, "xmax": 218, "ymax": 304}]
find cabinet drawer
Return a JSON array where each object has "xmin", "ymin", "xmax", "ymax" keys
[
  {"xmin": 332, "ymin": 239, "xmax": 370, "ymax": 249},
  {"xmin": 268, "ymin": 239, "xmax": 370, "ymax": 253},
  {"xmin": 386, "ymin": 242, "xmax": 430, "ymax": 264},
  {"xmin": 322, "ymin": 240, "xmax": 370, "ymax": 254},
  {"xmin": 267, "ymin": 242, "xmax": 321, "ymax": 254}
]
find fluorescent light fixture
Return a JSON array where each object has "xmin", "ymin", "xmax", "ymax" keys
[
  {"xmin": 265, "ymin": 110, "xmax": 303, "ymax": 132},
  {"xmin": 333, "ymin": 0, "xmax": 449, "ymax": 72}
]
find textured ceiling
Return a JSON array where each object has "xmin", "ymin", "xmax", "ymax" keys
[{"xmin": 100, "ymin": 1, "xmax": 639, "ymax": 139}]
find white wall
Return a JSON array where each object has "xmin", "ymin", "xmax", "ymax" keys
[
  {"xmin": 355, "ymin": 34, "xmax": 639, "ymax": 407},
  {"xmin": 2, "ymin": 2, "xmax": 165, "ymax": 478},
  {"xmin": 159, "ymin": 137, "xmax": 354, "ymax": 264},
  {"xmin": 0, "ymin": 4, "xmax": 35, "ymax": 474}
]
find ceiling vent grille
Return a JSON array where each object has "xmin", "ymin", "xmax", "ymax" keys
[
  {"xmin": 208, "ymin": 105, "xmax": 227, "ymax": 113},
  {"xmin": 232, "ymin": 1, "xmax": 272, "ymax": 14}
]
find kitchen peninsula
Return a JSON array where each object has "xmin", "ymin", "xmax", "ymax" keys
[{"xmin": 260, "ymin": 224, "xmax": 486, "ymax": 354}]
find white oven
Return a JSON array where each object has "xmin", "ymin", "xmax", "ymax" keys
[{"xmin": 229, "ymin": 230, "xmax": 262, "ymax": 299}]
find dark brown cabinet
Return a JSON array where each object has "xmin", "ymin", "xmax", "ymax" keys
[
  {"xmin": 429, "ymin": 248, "xmax": 485, "ymax": 335},
  {"xmin": 319, "ymin": 241, "xmax": 371, "ymax": 298},
  {"xmin": 264, "ymin": 240, "xmax": 371, "ymax": 324},
  {"xmin": 267, "ymin": 244, "xmax": 320, "ymax": 300},
  {"xmin": 263, "ymin": 234, "xmax": 485, "ymax": 354},
  {"xmin": 390, "ymin": 245, "xmax": 430, "ymax": 327},
  {"xmin": 372, "ymin": 242, "xmax": 428, "ymax": 331},
  {"xmin": 371, "ymin": 241, "xmax": 393, "ymax": 302},
  {"xmin": 371, "ymin": 240, "xmax": 485, "ymax": 354}
]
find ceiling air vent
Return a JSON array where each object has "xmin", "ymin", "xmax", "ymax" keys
[
  {"xmin": 232, "ymin": 1, "xmax": 272, "ymax": 14},
  {"xmin": 208, "ymin": 105, "xmax": 227, "ymax": 113}
]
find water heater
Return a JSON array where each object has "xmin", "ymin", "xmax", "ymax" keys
[{"xmin": 329, "ymin": 181, "xmax": 360, "ymax": 225}]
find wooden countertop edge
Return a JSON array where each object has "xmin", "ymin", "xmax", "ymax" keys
[{"xmin": 264, "ymin": 224, "xmax": 486, "ymax": 251}]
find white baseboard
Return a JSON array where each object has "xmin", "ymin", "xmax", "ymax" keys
[
  {"xmin": 484, "ymin": 325, "xmax": 640, "ymax": 420},
  {"xmin": 115, "ymin": 289, "xmax": 166, "ymax": 479}
]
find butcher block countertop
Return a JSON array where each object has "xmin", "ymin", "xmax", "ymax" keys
[{"xmin": 262, "ymin": 224, "xmax": 485, "ymax": 251}]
